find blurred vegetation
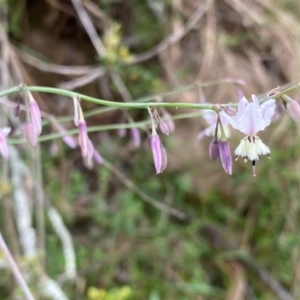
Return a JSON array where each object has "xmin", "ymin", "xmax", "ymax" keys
[{"xmin": 1, "ymin": 0, "xmax": 300, "ymax": 299}]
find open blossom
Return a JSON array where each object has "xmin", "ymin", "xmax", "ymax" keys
[
  {"xmin": 225, "ymin": 95, "xmax": 275, "ymax": 176},
  {"xmin": 197, "ymin": 110, "xmax": 231, "ymax": 140},
  {"xmin": 0, "ymin": 127, "xmax": 11, "ymax": 159}
]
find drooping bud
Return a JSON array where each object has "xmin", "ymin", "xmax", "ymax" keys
[
  {"xmin": 0, "ymin": 127, "xmax": 11, "ymax": 160},
  {"xmin": 162, "ymin": 111, "xmax": 175, "ymax": 132},
  {"xmin": 24, "ymin": 122, "xmax": 37, "ymax": 148},
  {"xmin": 150, "ymin": 134, "xmax": 162, "ymax": 174},
  {"xmin": 83, "ymin": 139, "xmax": 94, "ymax": 169},
  {"xmin": 78, "ymin": 121, "xmax": 89, "ymax": 157},
  {"xmin": 130, "ymin": 128, "xmax": 141, "ymax": 148},
  {"xmin": 282, "ymin": 95, "xmax": 300, "ymax": 123},
  {"xmin": 160, "ymin": 146, "xmax": 168, "ymax": 173},
  {"xmin": 209, "ymin": 139, "xmax": 220, "ymax": 161},
  {"xmin": 93, "ymin": 149, "xmax": 103, "ymax": 164},
  {"xmin": 159, "ymin": 122, "xmax": 169, "ymax": 135},
  {"xmin": 51, "ymin": 118, "xmax": 77, "ymax": 149},
  {"xmin": 219, "ymin": 141, "xmax": 232, "ymax": 175},
  {"xmin": 28, "ymin": 92, "xmax": 42, "ymax": 135}
]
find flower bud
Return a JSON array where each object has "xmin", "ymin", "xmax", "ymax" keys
[
  {"xmin": 93, "ymin": 149, "xmax": 103, "ymax": 164},
  {"xmin": 159, "ymin": 122, "xmax": 169, "ymax": 135},
  {"xmin": 130, "ymin": 128, "xmax": 141, "ymax": 148},
  {"xmin": 24, "ymin": 122, "xmax": 37, "ymax": 148},
  {"xmin": 209, "ymin": 140, "xmax": 220, "ymax": 161},
  {"xmin": 150, "ymin": 134, "xmax": 162, "ymax": 174},
  {"xmin": 78, "ymin": 121, "xmax": 88, "ymax": 157},
  {"xmin": 284, "ymin": 95, "xmax": 300, "ymax": 123},
  {"xmin": 162, "ymin": 111, "xmax": 175, "ymax": 132},
  {"xmin": 29, "ymin": 100, "xmax": 42, "ymax": 136},
  {"xmin": 160, "ymin": 147, "xmax": 167, "ymax": 173},
  {"xmin": 219, "ymin": 141, "xmax": 232, "ymax": 175}
]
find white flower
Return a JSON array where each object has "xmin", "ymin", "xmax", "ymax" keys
[{"xmin": 224, "ymin": 95, "xmax": 276, "ymax": 176}]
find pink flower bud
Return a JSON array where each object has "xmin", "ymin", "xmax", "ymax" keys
[
  {"xmin": 209, "ymin": 140, "xmax": 220, "ymax": 161},
  {"xmin": 150, "ymin": 134, "xmax": 162, "ymax": 174},
  {"xmin": 78, "ymin": 121, "xmax": 88, "ymax": 157},
  {"xmin": 29, "ymin": 101, "xmax": 42, "ymax": 136},
  {"xmin": 159, "ymin": 122, "xmax": 169, "ymax": 135},
  {"xmin": 24, "ymin": 122, "xmax": 37, "ymax": 148},
  {"xmin": 219, "ymin": 141, "xmax": 232, "ymax": 175},
  {"xmin": 160, "ymin": 147, "xmax": 168, "ymax": 173},
  {"xmin": 93, "ymin": 149, "xmax": 103, "ymax": 164},
  {"xmin": 84, "ymin": 139, "xmax": 94, "ymax": 168},
  {"xmin": 62, "ymin": 135, "xmax": 77, "ymax": 149},
  {"xmin": 0, "ymin": 127, "xmax": 10, "ymax": 159},
  {"xmin": 130, "ymin": 128, "xmax": 141, "ymax": 148},
  {"xmin": 162, "ymin": 111, "xmax": 175, "ymax": 132},
  {"xmin": 286, "ymin": 98, "xmax": 300, "ymax": 123}
]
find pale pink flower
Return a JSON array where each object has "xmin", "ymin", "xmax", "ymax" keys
[
  {"xmin": 225, "ymin": 95, "xmax": 275, "ymax": 176},
  {"xmin": 150, "ymin": 134, "xmax": 162, "ymax": 174},
  {"xmin": 0, "ymin": 127, "xmax": 11, "ymax": 159},
  {"xmin": 197, "ymin": 110, "xmax": 231, "ymax": 140}
]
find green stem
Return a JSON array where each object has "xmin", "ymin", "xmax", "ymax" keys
[
  {"xmin": 8, "ymin": 111, "xmax": 201, "ymax": 144},
  {"xmin": 1, "ymin": 81, "xmax": 299, "ymax": 112}
]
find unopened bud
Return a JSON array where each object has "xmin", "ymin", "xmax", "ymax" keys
[
  {"xmin": 78, "ymin": 121, "xmax": 88, "ymax": 157},
  {"xmin": 160, "ymin": 147, "xmax": 168, "ymax": 173},
  {"xmin": 130, "ymin": 128, "xmax": 141, "ymax": 148},
  {"xmin": 29, "ymin": 99, "xmax": 42, "ymax": 135},
  {"xmin": 219, "ymin": 141, "xmax": 232, "ymax": 175},
  {"xmin": 24, "ymin": 122, "xmax": 37, "ymax": 148},
  {"xmin": 209, "ymin": 140, "xmax": 220, "ymax": 161},
  {"xmin": 159, "ymin": 122, "xmax": 169, "ymax": 135},
  {"xmin": 162, "ymin": 111, "xmax": 175, "ymax": 132},
  {"xmin": 283, "ymin": 95, "xmax": 300, "ymax": 123},
  {"xmin": 150, "ymin": 134, "xmax": 162, "ymax": 174}
]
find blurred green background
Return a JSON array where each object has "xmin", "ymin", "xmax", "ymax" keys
[{"xmin": 2, "ymin": 0, "xmax": 300, "ymax": 299}]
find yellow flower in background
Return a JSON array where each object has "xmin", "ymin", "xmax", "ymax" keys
[
  {"xmin": 87, "ymin": 287, "xmax": 106, "ymax": 300},
  {"xmin": 87, "ymin": 286, "xmax": 132, "ymax": 300}
]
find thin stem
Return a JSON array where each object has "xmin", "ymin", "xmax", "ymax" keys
[
  {"xmin": 7, "ymin": 111, "xmax": 201, "ymax": 144},
  {"xmin": 0, "ymin": 232, "xmax": 35, "ymax": 300},
  {"xmin": 0, "ymin": 78, "xmax": 253, "ymax": 110}
]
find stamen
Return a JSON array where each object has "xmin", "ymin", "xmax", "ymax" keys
[{"xmin": 252, "ymin": 160, "xmax": 256, "ymax": 177}]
